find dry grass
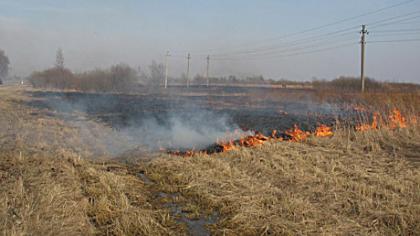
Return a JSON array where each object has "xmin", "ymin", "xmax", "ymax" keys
[
  {"xmin": 0, "ymin": 86, "xmax": 181, "ymax": 235},
  {"xmin": 144, "ymin": 127, "xmax": 420, "ymax": 235},
  {"xmin": 0, "ymin": 150, "xmax": 94, "ymax": 235},
  {"xmin": 0, "ymin": 149, "xmax": 180, "ymax": 235},
  {"xmin": 1, "ymin": 85, "xmax": 419, "ymax": 235}
]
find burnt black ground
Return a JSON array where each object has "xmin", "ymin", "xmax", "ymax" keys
[{"xmin": 26, "ymin": 87, "xmax": 342, "ymax": 135}]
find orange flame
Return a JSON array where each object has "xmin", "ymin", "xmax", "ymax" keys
[
  {"xmin": 219, "ymin": 140, "xmax": 237, "ymax": 152},
  {"xmin": 239, "ymin": 132, "xmax": 269, "ymax": 147},
  {"xmin": 356, "ymin": 112, "xmax": 381, "ymax": 131},
  {"xmin": 271, "ymin": 129, "xmax": 277, "ymax": 139},
  {"xmin": 285, "ymin": 124, "xmax": 310, "ymax": 142},
  {"xmin": 388, "ymin": 109, "xmax": 407, "ymax": 129},
  {"xmin": 315, "ymin": 124, "xmax": 333, "ymax": 137},
  {"xmin": 167, "ymin": 108, "xmax": 414, "ymax": 157}
]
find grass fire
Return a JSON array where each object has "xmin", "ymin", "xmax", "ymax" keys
[
  {"xmin": 3, "ymin": 84, "xmax": 419, "ymax": 235},
  {"xmin": 166, "ymin": 108, "xmax": 415, "ymax": 157}
]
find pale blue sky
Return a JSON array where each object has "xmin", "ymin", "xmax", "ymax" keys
[{"xmin": 0, "ymin": 0, "xmax": 420, "ymax": 82}]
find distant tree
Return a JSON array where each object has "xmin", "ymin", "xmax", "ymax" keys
[
  {"xmin": 245, "ymin": 75, "xmax": 265, "ymax": 84},
  {"xmin": 55, "ymin": 48, "xmax": 64, "ymax": 69},
  {"xmin": 137, "ymin": 66, "xmax": 149, "ymax": 85},
  {"xmin": 148, "ymin": 61, "xmax": 164, "ymax": 86},
  {"xmin": 29, "ymin": 63, "xmax": 139, "ymax": 92},
  {"xmin": 193, "ymin": 74, "xmax": 205, "ymax": 84},
  {"xmin": 228, "ymin": 75, "xmax": 238, "ymax": 83},
  {"xmin": 312, "ymin": 76, "xmax": 384, "ymax": 92},
  {"xmin": 0, "ymin": 49, "xmax": 10, "ymax": 84},
  {"xmin": 109, "ymin": 64, "xmax": 138, "ymax": 91},
  {"xmin": 29, "ymin": 67, "xmax": 73, "ymax": 89}
]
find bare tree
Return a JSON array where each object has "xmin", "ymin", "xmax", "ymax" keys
[
  {"xmin": 148, "ymin": 61, "xmax": 164, "ymax": 86},
  {"xmin": 55, "ymin": 48, "xmax": 64, "ymax": 69},
  {"xmin": 0, "ymin": 49, "xmax": 10, "ymax": 84},
  {"xmin": 29, "ymin": 64, "xmax": 139, "ymax": 92}
]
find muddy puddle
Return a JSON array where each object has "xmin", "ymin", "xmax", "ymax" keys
[{"xmin": 138, "ymin": 172, "xmax": 218, "ymax": 236}]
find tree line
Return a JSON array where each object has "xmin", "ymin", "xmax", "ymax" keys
[{"xmin": 1, "ymin": 48, "xmax": 419, "ymax": 92}]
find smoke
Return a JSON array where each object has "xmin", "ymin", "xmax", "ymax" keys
[
  {"xmin": 119, "ymin": 111, "xmax": 247, "ymax": 151},
  {"xmin": 40, "ymin": 92, "xmax": 248, "ymax": 156}
]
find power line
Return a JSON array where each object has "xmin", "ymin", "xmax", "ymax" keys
[
  {"xmin": 225, "ymin": 11, "xmax": 420, "ymax": 58},
  {"xmin": 172, "ymin": 27, "xmax": 358, "ymax": 58},
  {"xmin": 172, "ymin": 5, "xmax": 419, "ymax": 60},
  {"xmin": 368, "ymin": 12, "xmax": 420, "ymax": 29},
  {"xmin": 212, "ymin": 30, "xmax": 358, "ymax": 57},
  {"xmin": 370, "ymin": 32, "xmax": 420, "ymax": 37},
  {"xmin": 269, "ymin": 42, "xmax": 358, "ymax": 58},
  {"xmin": 171, "ymin": 0, "xmax": 416, "ymax": 55},
  {"xmin": 368, "ymin": 38, "xmax": 420, "ymax": 43},
  {"xmin": 166, "ymin": 1, "xmax": 420, "ymax": 76},
  {"xmin": 385, "ymin": 20, "xmax": 420, "ymax": 25},
  {"xmin": 248, "ymin": 11, "xmax": 420, "ymax": 57},
  {"xmin": 211, "ymin": 27, "xmax": 359, "ymax": 57},
  {"xmin": 372, "ymin": 28, "xmax": 420, "ymax": 33},
  {"xmin": 224, "ymin": 12, "xmax": 420, "ymax": 59},
  {"xmin": 212, "ymin": 42, "xmax": 358, "ymax": 61},
  {"xmin": 368, "ymin": 10, "xmax": 420, "ymax": 25},
  {"xmin": 218, "ymin": 38, "xmax": 358, "ymax": 59},
  {"xmin": 209, "ymin": 16, "xmax": 418, "ymax": 58}
]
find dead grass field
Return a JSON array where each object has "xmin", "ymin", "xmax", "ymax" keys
[
  {"xmin": 144, "ymin": 127, "xmax": 420, "ymax": 235},
  {"xmin": 0, "ymin": 86, "xmax": 419, "ymax": 235}
]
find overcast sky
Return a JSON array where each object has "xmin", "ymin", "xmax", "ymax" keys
[{"xmin": 1, "ymin": 0, "xmax": 420, "ymax": 82}]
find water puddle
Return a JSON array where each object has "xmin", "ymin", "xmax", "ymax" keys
[
  {"xmin": 181, "ymin": 213, "xmax": 218, "ymax": 236},
  {"xmin": 137, "ymin": 171, "xmax": 154, "ymax": 185},
  {"xmin": 162, "ymin": 196, "xmax": 218, "ymax": 236},
  {"xmin": 137, "ymin": 172, "xmax": 218, "ymax": 235}
]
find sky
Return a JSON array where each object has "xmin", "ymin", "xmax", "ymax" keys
[{"xmin": 0, "ymin": 0, "xmax": 420, "ymax": 82}]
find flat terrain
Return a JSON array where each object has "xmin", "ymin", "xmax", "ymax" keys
[{"xmin": 1, "ymin": 85, "xmax": 419, "ymax": 235}]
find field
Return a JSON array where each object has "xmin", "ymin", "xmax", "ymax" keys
[{"xmin": 1, "ymin": 85, "xmax": 419, "ymax": 235}]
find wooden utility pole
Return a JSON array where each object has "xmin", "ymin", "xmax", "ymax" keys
[
  {"xmin": 186, "ymin": 53, "xmax": 191, "ymax": 88},
  {"xmin": 164, "ymin": 51, "xmax": 170, "ymax": 89},
  {"xmin": 360, "ymin": 25, "xmax": 368, "ymax": 92},
  {"xmin": 206, "ymin": 55, "xmax": 210, "ymax": 87}
]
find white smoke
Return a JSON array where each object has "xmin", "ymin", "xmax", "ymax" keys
[
  {"xmin": 41, "ymin": 93, "xmax": 249, "ymax": 155},
  {"xmin": 118, "ymin": 111, "xmax": 249, "ymax": 151}
]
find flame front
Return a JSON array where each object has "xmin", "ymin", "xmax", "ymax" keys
[
  {"xmin": 315, "ymin": 125, "xmax": 333, "ymax": 137},
  {"xmin": 389, "ymin": 109, "xmax": 407, "ymax": 129},
  {"xmin": 219, "ymin": 140, "xmax": 237, "ymax": 152},
  {"xmin": 356, "ymin": 112, "xmax": 380, "ymax": 131},
  {"xmin": 166, "ymin": 108, "xmax": 416, "ymax": 157},
  {"xmin": 239, "ymin": 132, "xmax": 269, "ymax": 147},
  {"xmin": 285, "ymin": 124, "xmax": 310, "ymax": 142},
  {"xmin": 356, "ymin": 109, "xmax": 408, "ymax": 131}
]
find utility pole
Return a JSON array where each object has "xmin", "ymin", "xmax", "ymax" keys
[
  {"xmin": 164, "ymin": 51, "xmax": 170, "ymax": 89},
  {"xmin": 206, "ymin": 55, "xmax": 210, "ymax": 87},
  {"xmin": 360, "ymin": 25, "xmax": 368, "ymax": 92},
  {"xmin": 186, "ymin": 53, "xmax": 191, "ymax": 88}
]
